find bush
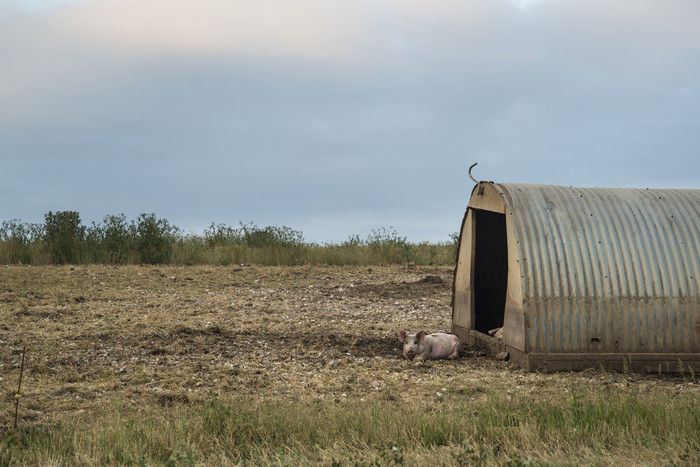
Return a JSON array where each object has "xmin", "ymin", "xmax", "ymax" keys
[
  {"xmin": 85, "ymin": 214, "xmax": 135, "ymax": 264},
  {"xmin": 0, "ymin": 219, "xmax": 44, "ymax": 264},
  {"xmin": 134, "ymin": 213, "xmax": 179, "ymax": 264},
  {"xmin": 366, "ymin": 226, "xmax": 408, "ymax": 248},
  {"xmin": 367, "ymin": 227, "xmax": 410, "ymax": 263},
  {"xmin": 203, "ymin": 223, "xmax": 242, "ymax": 247},
  {"xmin": 101, "ymin": 214, "xmax": 135, "ymax": 263},
  {"xmin": 43, "ymin": 211, "xmax": 85, "ymax": 264},
  {"xmin": 239, "ymin": 222, "xmax": 304, "ymax": 248}
]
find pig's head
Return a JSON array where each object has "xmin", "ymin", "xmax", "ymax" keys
[{"xmin": 398, "ymin": 329, "xmax": 426, "ymax": 360}]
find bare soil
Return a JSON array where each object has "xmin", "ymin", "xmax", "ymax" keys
[{"xmin": 1, "ymin": 264, "xmax": 696, "ymax": 429}]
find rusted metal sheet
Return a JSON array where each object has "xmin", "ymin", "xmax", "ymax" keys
[{"xmin": 497, "ymin": 184, "xmax": 700, "ymax": 355}]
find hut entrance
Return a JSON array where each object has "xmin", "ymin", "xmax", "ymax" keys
[{"xmin": 473, "ymin": 209, "xmax": 508, "ymax": 334}]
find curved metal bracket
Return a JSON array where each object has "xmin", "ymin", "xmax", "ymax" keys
[{"xmin": 468, "ymin": 162, "xmax": 479, "ymax": 184}]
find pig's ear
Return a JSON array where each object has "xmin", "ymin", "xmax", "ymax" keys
[
  {"xmin": 417, "ymin": 330, "xmax": 426, "ymax": 342},
  {"xmin": 398, "ymin": 329, "xmax": 406, "ymax": 342}
]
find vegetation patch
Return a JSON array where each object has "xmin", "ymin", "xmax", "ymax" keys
[{"xmin": 1, "ymin": 213, "xmax": 458, "ymax": 266}]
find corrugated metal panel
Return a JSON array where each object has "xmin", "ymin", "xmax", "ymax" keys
[{"xmin": 496, "ymin": 183, "xmax": 700, "ymax": 354}]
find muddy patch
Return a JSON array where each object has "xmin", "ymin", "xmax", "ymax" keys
[{"xmin": 340, "ymin": 275, "xmax": 449, "ymax": 300}]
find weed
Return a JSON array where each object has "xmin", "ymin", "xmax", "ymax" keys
[
  {"xmin": 453, "ymin": 441, "xmax": 493, "ymax": 466},
  {"xmin": 503, "ymin": 452, "xmax": 539, "ymax": 466}
]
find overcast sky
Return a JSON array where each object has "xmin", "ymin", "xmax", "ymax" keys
[{"xmin": 2, "ymin": 0, "xmax": 699, "ymax": 243}]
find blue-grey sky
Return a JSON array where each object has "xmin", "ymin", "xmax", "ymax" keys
[{"xmin": 2, "ymin": 0, "xmax": 699, "ymax": 243}]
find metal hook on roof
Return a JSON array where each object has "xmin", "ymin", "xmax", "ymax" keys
[{"xmin": 469, "ymin": 162, "xmax": 480, "ymax": 184}]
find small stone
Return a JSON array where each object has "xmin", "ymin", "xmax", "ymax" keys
[{"xmin": 324, "ymin": 360, "xmax": 337, "ymax": 370}]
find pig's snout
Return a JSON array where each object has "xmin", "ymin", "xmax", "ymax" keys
[{"xmin": 398, "ymin": 328, "xmax": 426, "ymax": 360}]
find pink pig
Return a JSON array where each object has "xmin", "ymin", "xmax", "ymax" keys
[{"xmin": 398, "ymin": 329, "xmax": 461, "ymax": 362}]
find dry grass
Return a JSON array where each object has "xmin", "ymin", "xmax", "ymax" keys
[{"xmin": 1, "ymin": 265, "xmax": 699, "ymax": 465}]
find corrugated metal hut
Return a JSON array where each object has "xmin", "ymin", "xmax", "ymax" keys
[{"xmin": 452, "ymin": 181, "xmax": 700, "ymax": 372}]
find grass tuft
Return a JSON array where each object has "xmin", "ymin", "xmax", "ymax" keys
[{"xmin": 3, "ymin": 390, "xmax": 699, "ymax": 465}]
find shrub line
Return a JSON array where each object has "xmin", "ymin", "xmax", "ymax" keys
[{"xmin": 1, "ymin": 213, "xmax": 459, "ymax": 266}]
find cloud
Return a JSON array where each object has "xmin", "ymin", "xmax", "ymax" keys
[
  {"xmin": 3, "ymin": 0, "xmax": 699, "ymax": 156},
  {"xmin": 0, "ymin": 0, "xmax": 377, "ymax": 130},
  {"xmin": 1, "ymin": 0, "xmax": 700, "ymax": 241},
  {"xmin": 5, "ymin": 0, "xmax": 699, "ymax": 89},
  {"xmin": 3, "ymin": 0, "xmax": 369, "ymax": 59},
  {"xmin": 0, "ymin": 0, "xmax": 83, "ymax": 16}
]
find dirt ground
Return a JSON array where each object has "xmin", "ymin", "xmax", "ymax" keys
[{"xmin": 1, "ymin": 264, "xmax": 697, "ymax": 429}]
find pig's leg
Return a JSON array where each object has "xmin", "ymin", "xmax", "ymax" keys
[
  {"xmin": 414, "ymin": 349, "xmax": 431, "ymax": 364},
  {"xmin": 447, "ymin": 343, "xmax": 461, "ymax": 359}
]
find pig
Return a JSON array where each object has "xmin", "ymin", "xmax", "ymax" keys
[
  {"xmin": 398, "ymin": 329, "xmax": 461, "ymax": 362},
  {"xmin": 488, "ymin": 327, "xmax": 503, "ymax": 339}
]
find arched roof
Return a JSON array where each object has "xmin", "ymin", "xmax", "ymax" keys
[
  {"xmin": 496, "ymin": 183, "xmax": 700, "ymax": 301},
  {"xmin": 490, "ymin": 183, "xmax": 700, "ymax": 354}
]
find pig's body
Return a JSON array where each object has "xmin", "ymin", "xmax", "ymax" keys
[{"xmin": 398, "ymin": 329, "xmax": 461, "ymax": 362}]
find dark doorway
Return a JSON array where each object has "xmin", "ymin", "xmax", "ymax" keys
[{"xmin": 473, "ymin": 209, "xmax": 508, "ymax": 334}]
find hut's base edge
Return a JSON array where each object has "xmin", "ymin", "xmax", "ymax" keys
[{"xmin": 453, "ymin": 324, "xmax": 700, "ymax": 373}]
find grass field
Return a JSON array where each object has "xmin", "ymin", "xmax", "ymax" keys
[{"xmin": 1, "ymin": 265, "xmax": 699, "ymax": 465}]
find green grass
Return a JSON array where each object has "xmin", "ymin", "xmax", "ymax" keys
[
  {"xmin": 3, "ymin": 388, "xmax": 699, "ymax": 466},
  {"xmin": 169, "ymin": 242, "xmax": 456, "ymax": 266},
  {"xmin": 0, "ymin": 240, "xmax": 458, "ymax": 267}
]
